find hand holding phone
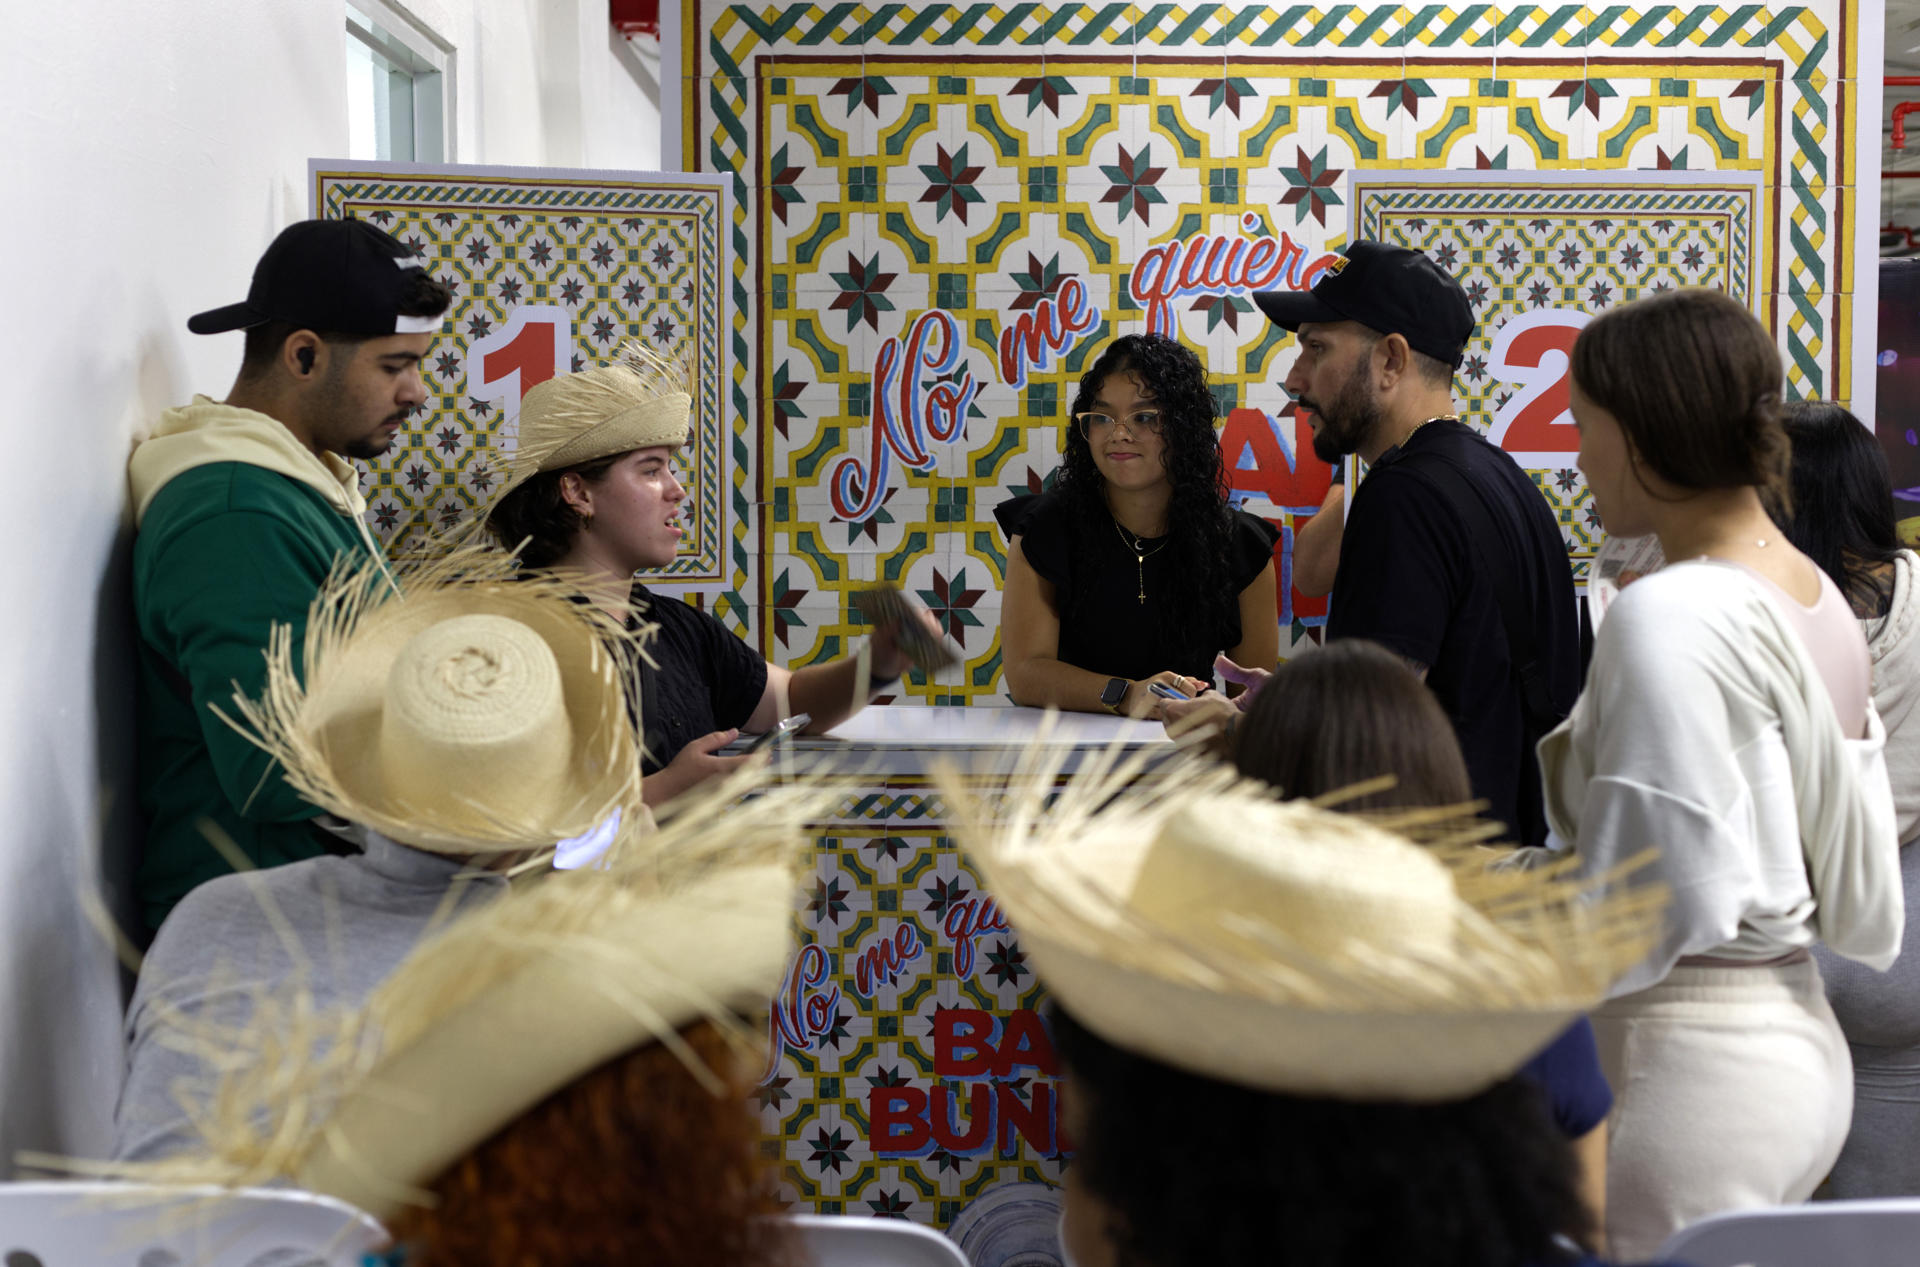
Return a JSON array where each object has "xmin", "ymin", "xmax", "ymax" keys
[
  {"xmin": 853, "ymin": 585, "xmax": 960, "ymax": 672},
  {"xmin": 741, "ymin": 712, "xmax": 811, "ymax": 754}
]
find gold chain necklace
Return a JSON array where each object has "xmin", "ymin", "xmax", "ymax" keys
[
  {"xmin": 1113, "ymin": 517, "xmax": 1172, "ymax": 604},
  {"xmin": 1399, "ymin": 413, "xmax": 1461, "ymax": 447}
]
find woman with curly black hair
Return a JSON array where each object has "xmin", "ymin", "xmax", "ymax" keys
[{"xmin": 995, "ymin": 333, "xmax": 1279, "ymax": 717}]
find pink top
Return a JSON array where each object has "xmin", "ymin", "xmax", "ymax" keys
[{"xmin": 1731, "ymin": 561, "xmax": 1872, "ymax": 739}]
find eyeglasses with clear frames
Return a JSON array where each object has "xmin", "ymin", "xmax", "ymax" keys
[{"xmin": 1073, "ymin": 409, "xmax": 1165, "ymax": 439}]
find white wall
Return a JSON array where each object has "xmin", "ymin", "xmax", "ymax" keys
[
  {"xmin": 0, "ymin": 0, "xmax": 660, "ymax": 1167},
  {"xmin": 388, "ymin": 0, "xmax": 660, "ymax": 169},
  {"xmin": 606, "ymin": 30, "xmax": 665, "ymax": 170}
]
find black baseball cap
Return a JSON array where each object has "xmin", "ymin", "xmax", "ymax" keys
[
  {"xmin": 187, "ymin": 218, "xmax": 442, "ymax": 337},
  {"xmin": 1254, "ymin": 241, "xmax": 1475, "ymax": 368}
]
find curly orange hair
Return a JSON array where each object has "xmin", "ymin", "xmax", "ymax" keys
[{"xmin": 390, "ymin": 1020, "xmax": 796, "ymax": 1267}]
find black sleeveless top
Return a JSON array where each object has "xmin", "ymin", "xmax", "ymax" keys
[{"xmin": 995, "ymin": 490, "xmax": 1280, "ymax": 683}]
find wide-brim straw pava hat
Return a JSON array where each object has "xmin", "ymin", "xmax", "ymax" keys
[
  {"xmin": 489, "ymin": 339, "xmax": 692, "ymax": 509},
  {"xmin": 295, "ymin": 817, "xmax": 801, "ymax": 1219},
  {"xmin": 222, "ymin": 547, "xmax": 645, "ymax": 855},
  {"xmin": 78, "ymin": 767, "xmax": 831, "ymax": 1224},
  {"xmin": 935, "ymin": 738, "xmax": 1666, "ymax": 1102}
]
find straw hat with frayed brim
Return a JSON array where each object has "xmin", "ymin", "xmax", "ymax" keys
[
  {"xmin": 221, "ymin": 546, "xmax": 646, "ymax": 855},
  {"xmin": 934, "ymin": 733, "xmax": 1667, "ymax": 1102},
  {"xmin": 471, "ymin": 339, "xmax": 693, "ymax": 526},
  {"xmin": 296, "ymin": 855, "xmax": 795, "ymax": 1219},
  {"xmin": 63, "ymin": 765, "xmax": 839, "ymax": 1223}
]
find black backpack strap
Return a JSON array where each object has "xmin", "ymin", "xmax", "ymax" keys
[{"xmin": 1394, "ymin": 453, "xmax": 1563, "ymax": 732}]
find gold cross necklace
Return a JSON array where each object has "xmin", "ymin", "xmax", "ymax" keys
[{"xmin": 1113, "ymin": 517, "xmax": 1172, "ymax": 604}]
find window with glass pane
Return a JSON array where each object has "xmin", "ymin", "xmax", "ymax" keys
[{"xmin": 345, "ymin": 2, "xmax": 447, "ymax": 162}]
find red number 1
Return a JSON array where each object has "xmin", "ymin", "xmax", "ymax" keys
[{"xmin": 465, "ymin": 305, "xmax": 573, "ymax": 413}]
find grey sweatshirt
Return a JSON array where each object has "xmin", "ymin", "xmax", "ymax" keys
[{"xmin": 113, "ymin": 832, "xmax": 508, "ymax": 1162}]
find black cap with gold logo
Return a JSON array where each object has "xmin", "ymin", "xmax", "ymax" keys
[{"xmin": 1253, "ymin": 240, "xmax": 1476, "ymax": 368}]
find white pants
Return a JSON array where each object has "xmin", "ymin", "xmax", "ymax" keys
[{"xmin": 1593, "ymin": 957, "xmax": 1853, "ymax": 1261}]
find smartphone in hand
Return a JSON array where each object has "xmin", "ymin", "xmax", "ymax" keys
[
  {"xmin": 852, "ymin": 584, "xmax": 960, "ymax": 672},
  {"xmin": 742, "ymin": 712, "xmax": 811, "ymax": 754}
]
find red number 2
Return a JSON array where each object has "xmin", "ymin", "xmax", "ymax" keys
[{"xmin": 1486, "ymin": 308, "xmax": 1591, "ymax": 467}]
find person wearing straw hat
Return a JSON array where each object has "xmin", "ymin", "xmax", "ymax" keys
[
  {"xmin": 113, "ymin": 548, "xmax": 645, "ymax": 1165},
  {"xmin": 480, "ymin": 341, "xmax": 940, "ymax": 804},
  {"xmin": 935, "ymin": 747, "xmax": 1673, "ymax": 1267},
  {"xmin": 97, "ymin": 737, "xmax": 823, "ymax": 1267},
  {"xmin": 131, "ymin": 219, "xmax": 454, "ymax": 935},
  {"xmin": 1229, "ymin": 638, "xmax": 1615, "ymax": 1240}
]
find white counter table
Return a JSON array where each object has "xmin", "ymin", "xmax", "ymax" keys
[
  {"xmin": 758, "ymin": 705, "xmax": 1168, "ymax": 1254},
  {"xmin": 780, "ymin": 703, "xmax": 1167, "ymax": 776}
]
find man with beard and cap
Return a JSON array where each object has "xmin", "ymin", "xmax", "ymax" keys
[
  {"xmin": 128, "ymin": 218, "xmax": 452, "ymax": 934},
  {"xmin": 1250, "ymin": 241, "xmax": 1579, "ymax": 848}
]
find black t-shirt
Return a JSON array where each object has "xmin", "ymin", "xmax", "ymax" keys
[
  {"xmin": 995, "ymin": 490, "xmax": 1281, "ymax": 683},
  {"xmin": 621, "ymin": 581, "xmax": 768, "ymax": 774},
  {"xmin": 1327, "ymin": 420, "xmax": 1580, "ymax": 847}
]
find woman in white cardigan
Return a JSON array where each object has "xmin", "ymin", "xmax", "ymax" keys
[
  {"xmin": 1775, "ymin": 401, "xmax": 1920, "ymax": 1197},
  {"xmin": 1544, "ymin": 289, "xmax": 1902, "ymax": 1258}
]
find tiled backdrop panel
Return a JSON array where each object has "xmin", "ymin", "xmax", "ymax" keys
[
  {"xmin": 298, "ymin": 8, "xmax": 1872, "ymax": 1255},
  {"xmin": 765, "ymin": 813, "xmax": 1064, "ymax": 1237},
  {"xmin": 313, "ymin": 166, "xmax": 733, "ymax": 584},
  {"xmin": 679, "ymin": 0, "xmax": 1868, "ymax": 695},
  {"xmin": 1355, "ymin": 172, "xmax": 1765, "ymax": 578},
  {"xmin": 669, "ymin": 3, "xmax": 1871, "ymax": 1248}
]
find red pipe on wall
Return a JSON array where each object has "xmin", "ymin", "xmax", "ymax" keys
[
  {"xmin": 1889, "ymin": 76, "xmax": 1920, "ymax": 150},
  {"xmin": 1898, "ymin": 101, "xmax": 1920, "ymax": 151}
]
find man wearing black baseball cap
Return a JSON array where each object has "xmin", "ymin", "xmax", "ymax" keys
[
  {"xmin": 127, "ymin": 218, "xmax": 452, "ymax": 933},
  {"xmin": 1252, "ymin": 240, "xmax": 1580, "ymax": 849}
]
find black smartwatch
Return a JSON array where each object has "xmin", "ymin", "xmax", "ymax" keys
[{"xmin": 1099, "ymin": 677, "xmax": 1129, "ymax": 714}]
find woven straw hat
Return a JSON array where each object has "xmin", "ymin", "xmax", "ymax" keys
[
  {"xmin": 489, "ymin": 339, "xmax": 692, "ymax": 509},
  {"xmin": 936, "ymin": 741, "xmax": 1665, "ymax": 1102},
  {"xmin": 79, "ymin": 769, "xmax": 831, "ymax": 1224},
  {"xmin": 222, "ymin": 548, "xmax": 644, "ymax": 855},
  {"xmin": 296, "ymin": 854, "xmax": 797, "ymax": 1219}
]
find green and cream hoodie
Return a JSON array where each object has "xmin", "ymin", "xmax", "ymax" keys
[{"xmin": 129, "ymin": 396, "xmax": 383, "ymax": 935}]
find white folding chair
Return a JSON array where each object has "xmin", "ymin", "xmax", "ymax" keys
[
  {"xmin": 0, "ymin": 1181, "xmax": 387, "ymax": 1266},
  {"xmin": 1656, "ymin": 1199, "xmax": 1920, "ymax": 1266},
  {"xmin": 787, "ymin": 1212, "xmax": 970, "ymax": 1267}
]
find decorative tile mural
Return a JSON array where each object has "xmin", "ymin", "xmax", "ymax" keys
[
  {"xmin": 764, "ymin": 796, "xmax": 1066, "ymax": 1242},
  {"xmin": 672, "ymin": 0, "xmax": 1875, "ymax": 689},
  {"xmin": 661, "ymin": 1, "xmax": 1880, "ymax": 1251},
  {"xmin": 311, "ymin": 162, "xmax": 733, "ymax": 584},
  {"xmin": 1354, "ymin": 171, "xmax": 1765, "ymax": 582}
]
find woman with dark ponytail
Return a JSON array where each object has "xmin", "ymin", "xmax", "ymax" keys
[
  {"xmin": 1537, "ymin": 289, "xmax": 1901, "ymax": 1256},
  {"xmin": 1772, "ymin": 401, "xmax": 1920, "ymax": 1198},
  {"xmin": 995, "ymin": 334, "xmax": 1279, "ymax": 718}
]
